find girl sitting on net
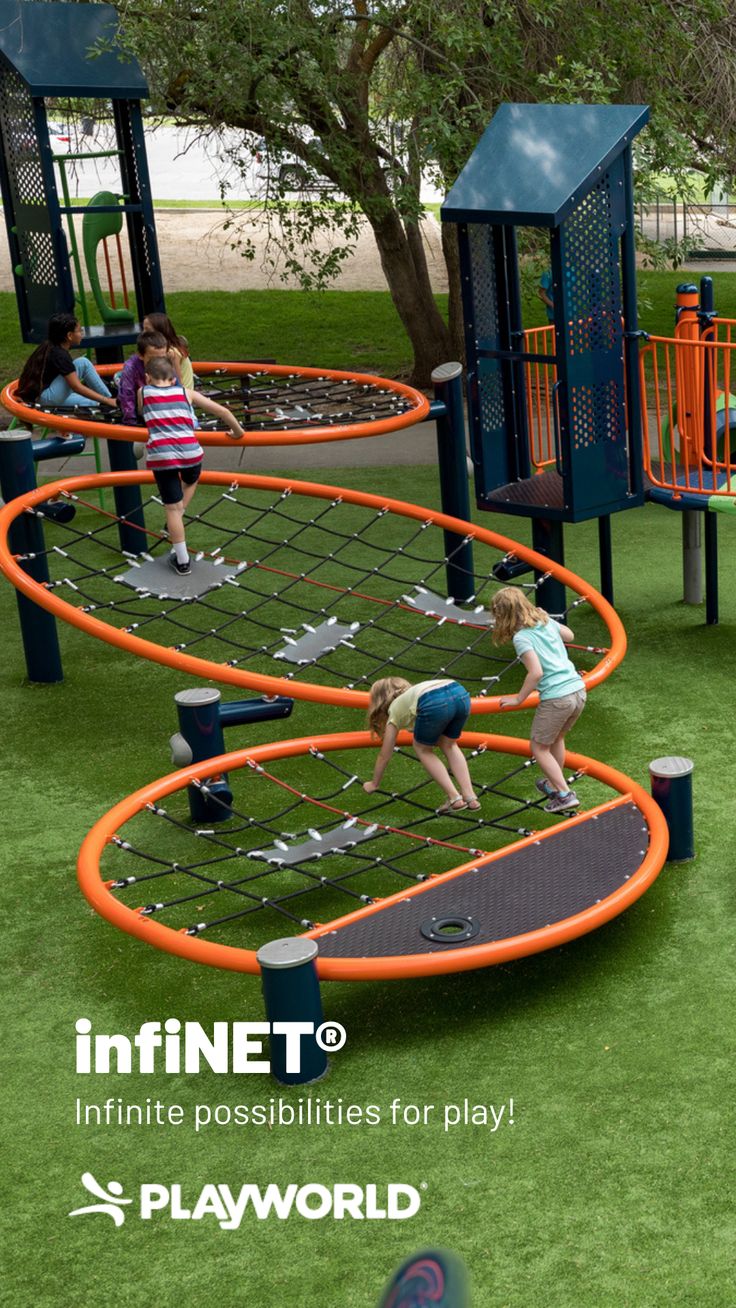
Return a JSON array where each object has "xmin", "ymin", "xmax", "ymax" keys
[
  {"xmin": 490, "ymin": 587, "xmax": 586, "ymax": 813},
  {"xmin": 363, "ymin": 677, "xmax": 479, "ymax": 814},
  {"xmin": 17, "ymin": 312, "xmax": 116, "ymax": 411}
]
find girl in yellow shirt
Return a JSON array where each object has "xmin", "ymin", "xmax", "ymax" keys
[{"xmin": 364, "ymin": 677, "xmax": 479, "ymax": 814}]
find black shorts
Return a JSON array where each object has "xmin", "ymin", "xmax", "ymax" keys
[{"xmin": 153, "ymin": 463, "xmax": 202, "ymax": 505}]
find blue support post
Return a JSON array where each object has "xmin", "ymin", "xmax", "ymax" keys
[
  {"xmin": 257, "ymin": 938, "xmax": 327, "ymax": 1086},
  {"xmin": 649, "ymin": 757, "xmax": 694, "ymax": 862},
  {"xmin": 531, "ymin": 518, "xmax": 566, "ymax": 615},
  {"xmin": 107, "ymin": 437, "xmax": 147, "ymax": 555},
  {"xmin": 170, "ymin": 687, "xmax": 294, "ymax": 822},
  {"xmin": 94, "ymin": 343, "xmax": 147, "ymax": 555},
  {"xmin": 0, "ymin": 431, "xmax": 63, "ymax": 681},
  {"xmin": 431, "ymin": 362, "xmax": 474, "ymax": 602},
  {"xmin": 704, "ymin": 510, "xmax": 718, "ymax": 625}
]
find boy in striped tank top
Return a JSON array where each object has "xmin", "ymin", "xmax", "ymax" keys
[{"xmin": 140, "ymin": 355, "xmax": 244, "ymax": 575}]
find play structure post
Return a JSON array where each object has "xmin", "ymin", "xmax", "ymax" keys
[
  {"xmin": 682, "ymin": 512, "xmax": 702, "ymax": 605},
  {"xmin": 257, "ymin": 938, "xmax": 328, "ymax": 1086},
  {"xmin": 698, "ymin": 277, "xmax": 719, "ymax": 626},
  {"xmin": 0, "ymin": 430, "xmax": 63, "ymax": 681},
  {"xmin": 649, "ymin": 757, "xmax": 694, "ymax": 862},
  {"xmin": 531, "ymin": 519, "xmax": 566, "ymax": 615},
  {"xmin": 170, "ymin": 687, "xmax": 293, "ymax": 822},
  {"xmin": 93, "ymin": 344, "xmax": 148, "ymax": 555},
  {"xmin": 431, "ymin": 362, "xmax": 474, "ymax": 602}
]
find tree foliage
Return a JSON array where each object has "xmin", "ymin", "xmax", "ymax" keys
[{"xmin": 108, "ymin": 0, "xmax": 736, "ymax": 383}]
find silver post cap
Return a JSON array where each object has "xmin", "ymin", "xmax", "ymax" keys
[
  {"xmin": 257, "ymin": 937, "xmax": 319, "ymax": 970},
  {"xmin": 174, "ymin": 687, "xmax": 222, "ymax": 707},
  {"xmin": 649, "ymin": 756, "xmax": 694, "ymax": 779}
]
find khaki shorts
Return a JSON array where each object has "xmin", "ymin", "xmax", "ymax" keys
[{"xmin": 531, "ymin": 689, "xmax": 587, "ymax": 745}]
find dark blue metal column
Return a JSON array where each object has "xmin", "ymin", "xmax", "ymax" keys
[
  {"xmin": 431, "ymin": 362, "xmax": 474, "ymax": 602},
  {"xmin": 170, "ymin": 687, "xmax": 293, "ymax": 822},
  {"xmin": 257, "ymin": 938, "xmax": 328, "ymax": 1086},
  {"xmin": 0, "ymin": 431, "xmax": 62, "ymax": 681},
  {"xmin": 649, "ymin": 756, "xmax": 694, "ymax": 861}
]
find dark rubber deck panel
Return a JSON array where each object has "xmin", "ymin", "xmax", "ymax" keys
[
  {"xmin": 485, "ymin": 469, "xmax": 565, "ymax": 510},
  {"xmin": 316, "ymin": 802, "xmax": 648, "ymax": 958}
]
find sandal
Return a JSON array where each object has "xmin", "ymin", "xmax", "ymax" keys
[
  {"xmin": 436, "ymin": 796, "xmax": 467, "ymax": 815},
  {"xmin": 464, "ymin": 797, "xmax": 481, "ymax": 811}
]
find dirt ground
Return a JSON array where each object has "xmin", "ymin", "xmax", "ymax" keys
[{"xmin": 0, "ymin": 210, "xmax": 449, "ymax": 295}]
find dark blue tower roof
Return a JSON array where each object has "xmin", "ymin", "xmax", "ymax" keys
[
  {"xmin": 0, "ymin": 0, "xmax": 148, "ymax": 98},
  {"xmin": 442, "ymin": 103, "xmax": 649, "ymax": 228}
]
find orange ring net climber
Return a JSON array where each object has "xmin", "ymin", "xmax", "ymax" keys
[{"xmin": 77, "ymin": 731, "xmax": 668, "ymax": 982}]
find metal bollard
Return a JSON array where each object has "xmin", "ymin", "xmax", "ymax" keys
[
  {"xmin": 649, "ymin": 756, "xmax": 695, "ymax": 862},
  {"xmin": 257, "ymin": 938, "xmax": 327, "ymax": 1086}
]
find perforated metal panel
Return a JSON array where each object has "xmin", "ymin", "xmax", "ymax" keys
[
  {"xmin": 467, "ymin": 224, "xmax": 499, "ymax": 342},
  {"xmin": 554, "ymin": 156, "xmax": 631, "ymax": 515},
  {"xmin": 0, "ymin": 67, "xmax": 69, "ymax": 337}
]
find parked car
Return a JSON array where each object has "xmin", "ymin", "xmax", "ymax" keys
[
  {"xmin": 253, "ymin": 136, "xmax": 335, "ymax": 192},
  {"xmin": 47, "ymin": 120, "xmax": 72, "ymax": 152}
]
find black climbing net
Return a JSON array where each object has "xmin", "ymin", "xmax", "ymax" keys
[
  {"xmin": 101, "ymin": 740, "xmax": 609, "ymax": 953},
  {"xmin": 14, "ymin": 475, "xmax": 612, "ymax": 702},
  {"xmin": 8, "ymin": 366, "xmax": 426, "ymax": 437}
]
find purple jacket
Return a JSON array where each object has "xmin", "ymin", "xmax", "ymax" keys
[{"xmin": 118, "ymin": 355, "xmax": 146, "ymax": 425}]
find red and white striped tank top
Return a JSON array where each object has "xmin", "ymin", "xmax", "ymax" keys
[{"xmin": 141, "ymin": 382, "xmax": 204, "ymax": 470}]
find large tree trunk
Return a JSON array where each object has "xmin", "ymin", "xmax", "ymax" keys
[
  {"xmin": 367, "ymin": 205, "xmax": 453, "ymax": 387},
  {"xmin": 441, "ymin": 221, "xmax": 465, "ymax": 366}
]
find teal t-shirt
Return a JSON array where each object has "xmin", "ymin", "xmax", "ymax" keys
[{"xmin": 512, "ymin": 620, "xmax": 585, "ymax": 700}]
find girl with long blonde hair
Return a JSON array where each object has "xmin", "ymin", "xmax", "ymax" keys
[
  {"xmin": 364, "ymin": 676, "xmax": 479, "ymax": 814},
  {"xmin": 490, "ymin": 587, "xmax": 586, "ymax": 813}
]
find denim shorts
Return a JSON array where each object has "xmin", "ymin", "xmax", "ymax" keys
[{"xmin": 413, "ymin": 682, "xmax": 471, "ymax": 746}]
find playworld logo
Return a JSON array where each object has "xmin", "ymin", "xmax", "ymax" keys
[{"xmin": 68, "ymin": 1172, "xmax": 422, "ymax": 1228}]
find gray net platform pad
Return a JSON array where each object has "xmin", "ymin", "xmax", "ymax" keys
[
  {"xmin": 405, "ymin": 587, "xmax": 493, "ymax": 626},
  {"xmin": 116, "ymin": 555, "xmax": 246, "ymax": 600},
  {"xmin": 250, "ymin": 820, "xmax": 378, "ymax": 866},
  {"xmin": 274, "ymin": 618, "xmax": 360, "ymax": 664}
]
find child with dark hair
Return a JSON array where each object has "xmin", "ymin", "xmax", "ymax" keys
[
  {"xmin": 17, "ymin": 313, "xmax": 116, "ymax": 409},
  {"xmin": 117, "ymin": 329, "xmax": 168, "ymax": 426},
  {"xmin": 140, "ymin": 355, "xmax": 244, "ymax": 576}
]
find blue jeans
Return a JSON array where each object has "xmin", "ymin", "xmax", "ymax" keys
[
  {"xmin": 413, "ymin": 682, "xmax": 471, "ymax": 746},
  {"xmin": 40, "ymin": 357, "xmax": 112, "ymax": 407}
]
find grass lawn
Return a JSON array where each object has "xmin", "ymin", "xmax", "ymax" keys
[
  {"xmin": 3, "ymin": 270, "xmax": 735, "ymax": 390},
  {"xmin": 1, "ymin": 432, "xmax": 734, "ymax": 1305}
]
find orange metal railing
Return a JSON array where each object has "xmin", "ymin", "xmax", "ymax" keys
[
  {"xmin": 639, "ymin": 328, "xmax": 736, "ymax": 498},
  {"xmin": 522, "ymin": 323, "xmax": 557, "ymax": 469},
  {"xmin": 522, "ymin": 318, "xmax": 736, "ymax": 500}
]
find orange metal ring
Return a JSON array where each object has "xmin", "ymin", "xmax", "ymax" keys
[
  {"xmin": 77, "ymin": 730, "xmax": 669, "ymax": 982},
  {"xmin": 1, "ymin": 362, "xmax": 430, "ymax": 446},
  {"xmin": 0, "ymin": 470, "xmax": 627, "ymax": 711}
]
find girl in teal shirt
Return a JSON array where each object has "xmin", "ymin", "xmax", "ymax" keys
[{"xmin": 491, "ymin": 588, "xmax": 586, "ymax": 813}]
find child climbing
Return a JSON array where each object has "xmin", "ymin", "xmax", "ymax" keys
[
  {"xmin": 491, "ymin": 587, "xmax": 586, "ymax": 813},
  {"xmin": 363, "ymin": 677, "xmax": 479, "ymax": 814}
]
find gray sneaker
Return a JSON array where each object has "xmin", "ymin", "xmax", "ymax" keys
[
  {"xmin": 534, "ymin": 778, "xmax": 556, "ymax": 798},
  {"xmin": 544, "ymin": 790, "xmax": 580, "ymax": 813}
]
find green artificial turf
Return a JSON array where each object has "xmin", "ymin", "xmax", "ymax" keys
[
  {"xmin": 1, "ymin": 269, "xmax": 733, "ymax": 389},
  {"xmin": 1, "ymin": 452, "xmax": 734, "ymax": 1306}
]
